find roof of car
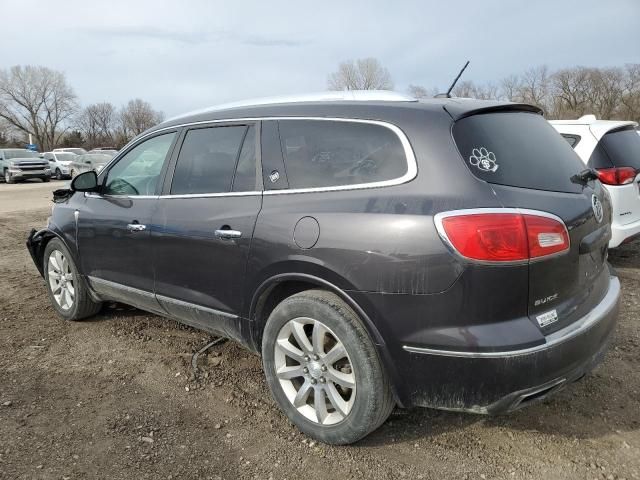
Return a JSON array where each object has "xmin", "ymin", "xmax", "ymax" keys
[
  {"xmin": 152, "ymin": 91, "xmax": 541, "ymax": 134},
  {"xmin": 550, "ymin": 115, "xmax": 638, "ymax": 140}
]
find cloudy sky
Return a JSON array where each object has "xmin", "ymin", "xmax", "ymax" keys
[{"xmin": 2, "ymin": 0, "xmax": 638, "ymax": 117}]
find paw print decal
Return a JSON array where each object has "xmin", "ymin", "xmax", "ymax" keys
[{"xmin": 469, "ymin": 147, "xmax": 499, "ymax": 173}]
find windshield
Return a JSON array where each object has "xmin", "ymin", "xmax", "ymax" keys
[
  {"xmin": 3, "ymin": 149, "xmax": 40, "ymax": 159},
  {"xmin": 453, "ymin": 112, "xmax": 586, "ymax": 194},
  {"xmin": 55, "ymin": 153, "xmax": 76, "ymax": 162},
  {"xmin": 588, "ymin": 127, "xmax": 640, "ymax": 171}
]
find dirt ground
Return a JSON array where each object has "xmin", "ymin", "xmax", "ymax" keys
[{"xmin": 0, "ymin": 182, "xmax": 639, "ymax": 480}]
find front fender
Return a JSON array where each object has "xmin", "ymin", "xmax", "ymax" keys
[{"xmin": 26, "ymin": 226, "xmax": 78, "ymax": 277}]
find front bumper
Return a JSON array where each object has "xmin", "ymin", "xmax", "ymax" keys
[
  {"xmin": 9, "ymin": 169, "xmax": 51, "ymax": 179},
  {"xmin": 394, "ymin": 275, "xmax": 620, "ymax": 412}
]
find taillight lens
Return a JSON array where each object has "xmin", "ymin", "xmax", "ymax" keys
[
  {"xmin": 596, "ymin": 167, "xmax": 637, "ymax": 185},
  {"xmin": 438, "ymin": 212, "xmax": 569, "ymax": 262}
]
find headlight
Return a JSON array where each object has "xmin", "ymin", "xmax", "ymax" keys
[{"xmin": 9, "ymin": 161, "xmax": 19, "ymax": 167}]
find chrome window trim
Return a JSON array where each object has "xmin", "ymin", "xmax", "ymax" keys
[
  {"xmin": 105, "ymin": 116, "xmax": 417, "ymax": 197},
  {"xmin": 403, "ymin": 276, "xmax": 619, "ymax": 358},
  {"xmin": 433, "ymin": 207, "xmax": 571, "ymax": 266},
  {"xmin": 159, "ymin": 191, "xmax": 261, "ymax": 199},
  {"xmin": 85, "ymin": 192, "xmax": 159, "ymax": 200}
]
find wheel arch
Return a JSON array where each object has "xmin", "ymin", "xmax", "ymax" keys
[
  {"xmin": 247, "ymin": 272, "xmax": 405, "ymax": 407},
  {"xmin": 27, "ymin": 228, "xmax": 78, "ymax": 277}
]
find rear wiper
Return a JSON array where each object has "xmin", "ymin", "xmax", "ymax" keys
[{"xmin": 571, "ymin": 168, "xmax": 599, "ymax": 186}]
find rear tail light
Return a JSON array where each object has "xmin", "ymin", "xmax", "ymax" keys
[
  {"xmin": 436, "ymin": 211, "xmax": 570, "ymax": 263},
  {"xmin": 595, "ymin": 167, "xmax": 637, "ymax": 185}
]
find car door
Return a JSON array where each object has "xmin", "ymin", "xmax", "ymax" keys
[
  {"xmin": 77, "ymin": 130, "xmax": 179, "ymax": 313},
  {"xmin": 153, "ymin": 122, "xmax": 262, "ymax": 340}
]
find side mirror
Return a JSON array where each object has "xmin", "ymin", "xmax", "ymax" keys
[{"xmin": 70, "ymin": 171, "xmax": 99, "ymax": 192}]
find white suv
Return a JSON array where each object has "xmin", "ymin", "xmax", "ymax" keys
[
  {"xmin": 551, "ymin": 115, "xmax": 640, "ymax": 248},
  {"xmin": 42, "ymin": 151, "xmax": 77, "ymax": 180}
]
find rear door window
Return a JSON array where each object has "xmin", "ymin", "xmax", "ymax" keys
[
  {"xmin": 453, "ymin": 112, "xmax": 586, "ymax": 193},
  {"xmin": 277, "ymin": 120, "xmax": 408, "ymax": 189},
  {"xmin": 588, "ymin": 127, "xmax": 640, "ymax": 170},
  {"xmin": 171, "ymin": 125, "xmax": 247, "ymax": 195}
]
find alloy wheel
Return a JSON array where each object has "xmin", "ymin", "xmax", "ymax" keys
[
  {"xmin": 274, "ymin": 317, "xmax": 356, "ymax": 425},
  {"xmin": 47, "ymin": 250, "xmax": 75, "ymax": 310}
]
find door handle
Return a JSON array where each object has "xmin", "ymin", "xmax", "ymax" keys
[
  {"xmin": 215, "ymin": 229, "xmax": 242, "ymax": 239},
  {"xmin": 127, "ymin": 223, "xmax": 147, "ymax": 232}
]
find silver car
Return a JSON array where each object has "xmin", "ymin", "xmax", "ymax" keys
[{"xmin": 69, "ymin": 153, "xmax": 113, "ymax": 178}]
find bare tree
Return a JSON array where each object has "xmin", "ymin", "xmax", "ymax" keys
[
  {"xmin": 118, "ymin": 99, "xmax": 164, "ymax": 143},
  {"xmin": 328, "ymin": 58, "xmax": 393, "ymax": 91},
  {"xmin": 0, "ymin": 65, "xmax": 78, "ymax": 151},
  {"xmin": 407, "ymin": 84, "xmax": 438, "ymax": 99},
  {"xmin": 77, "ymin": 102, "xmax": 117, "ymax": 148}
]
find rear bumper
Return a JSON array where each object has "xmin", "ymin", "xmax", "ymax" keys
[
  {"xmin": 390, "ymin": 275, "xmax": 620, "ymax": 412},
  {"xmin": 610, "ymin": 218, "xmax": 640, "ymax": 248}
]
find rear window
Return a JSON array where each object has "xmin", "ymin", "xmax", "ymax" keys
[
  {"xmin": 453, "ymin": 112, "xmax": 586, "ymax": 193},
  {"xmin": 588, "ymin": 127, "xmax": 640, "ymax": 170},
  {"xmin": 278, "ymin": 120, "xmax": 408, "ymax": 189}
]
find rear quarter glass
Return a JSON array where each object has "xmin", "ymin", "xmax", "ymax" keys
[
  {"xmin": 453, "ymin": 112, "xmax": 586, "ymax": 194},
  {"xmin": 589, "ymin": 127, "xmax": 640, "ymax": 170}
]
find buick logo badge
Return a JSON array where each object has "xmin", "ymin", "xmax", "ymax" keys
[{"xmin": 592, "ymin": 195, "xmax": 604, "ymax": 223}]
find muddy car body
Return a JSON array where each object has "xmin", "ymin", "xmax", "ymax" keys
[{"xmin": 27, "ymin": 92, "xmax": 620, "ymax": 444}]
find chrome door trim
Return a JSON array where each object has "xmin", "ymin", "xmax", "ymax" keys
[
  {"xmin": 88, "ymin": 276, "xmax": 156, "ymax": 299},
  {"xmin": 87, "ymin": 276, "xmax": 239, "ymax": 320},
  {"xmin": 156, "ymin": 294, "xmax": 238, "ymax": 319}
]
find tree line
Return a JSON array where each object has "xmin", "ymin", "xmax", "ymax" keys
[
  {"xmin": 329, "ymin": 59, "xmax": 640, "ymax": 123},
  {"xmin": 0, "ymin": 65, "xmax": 163, "ymax": 151},
  {"xmin": 2, "ymin": 60, "xmax": 638, "ymax": 151}
]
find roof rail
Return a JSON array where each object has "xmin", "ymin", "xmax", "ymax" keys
[{"xmin": 167, "ymin": 90, "xmax": 417, "ymax": 122}]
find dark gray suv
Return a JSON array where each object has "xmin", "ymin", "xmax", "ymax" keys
[{"xmin": 27, "ymin": 92, "xmax": 620, "ymax": 444}]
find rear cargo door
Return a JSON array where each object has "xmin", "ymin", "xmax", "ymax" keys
[
  {"xmin": 588, "ymin": 126, "xmax": 640, "ymax": 226},
  {"xmin": 452, "ymin": 111, "xmax": 612, "ymax": 334}
]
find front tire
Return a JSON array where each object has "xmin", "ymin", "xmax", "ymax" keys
[
  {"xmin": 262, "ymin": 289, "xmax": 394, "ymax": 445},
  {"xmin": 43, "ymin": 176, "xmax": 50, "ymax": 183},
  {"xmin": 55, "ymin": 168, "xmax": 62, "ymax": 180},
  {"xmin": 5, "ymin": 170, "xmax": 15, "ymax": 184},
  {"xmin": 43, "ymin": 238, "xmax": 102, "ymax": 320}
]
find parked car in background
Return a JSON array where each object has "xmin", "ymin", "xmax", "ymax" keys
[
  {"xmin": 27, "ymin": 93, "xmax": 620, "ymax": 444},
  {"xmin": 89, "ymin": 146, "xmax": 118, "ymax": 152},
  {"xmin": 551, "ymin": 115, "xmax": 640, "ymax": 247},
  {"xmin": 69, "ymin": 153, "xmax": 113, "ymax": 178},
  {"xmin": 53, "ymin": 147, "xmax": 87, "ymax": 156},
  {"xmin": 43, "ymin": 151, "xmax": 77, "ymax": 180},
  {"xmin": 89, "ymin": 148, "xmax": 119, "ymax": 156},
  {"xmin": 0, "ymin": 148, "xmax": 51, "ymax": 183}
]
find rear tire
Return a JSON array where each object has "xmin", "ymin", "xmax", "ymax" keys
[
  {"xmin": 262, "ymin": 289, "xmax": 394, "ymax": 445},
  {"xmin": 43, "ymin": 238, "xmax": 102, "ymax": 320}
]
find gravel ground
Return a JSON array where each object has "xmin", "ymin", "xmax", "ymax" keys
[{"xmin": 0, "ymin": 193, "xmax": 639, "ymax": 479}]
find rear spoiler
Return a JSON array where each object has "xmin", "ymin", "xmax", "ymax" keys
[{"xmin": 443, "ymin": 101, "xmax": 543, "ymax": 121}]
